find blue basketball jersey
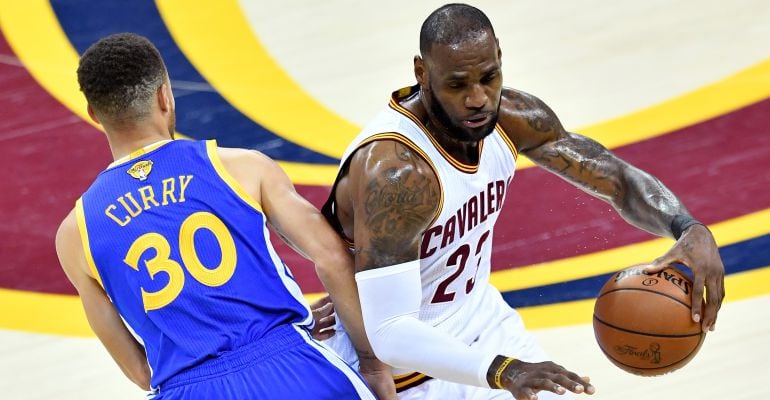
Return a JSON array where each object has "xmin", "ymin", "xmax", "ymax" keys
[{"xmin": 77, "ymin": 140, "xmax": 313, "ymax": 389}]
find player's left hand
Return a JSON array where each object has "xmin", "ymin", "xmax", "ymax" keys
[
  {"xmin": 644, "ymin": 224, "xmax": 725, "ymax": 332},
  {"xmin": 310, "ymin": 295, "xmax": 336, "ymax": 341}
]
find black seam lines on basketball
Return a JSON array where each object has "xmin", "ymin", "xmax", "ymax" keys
[
  {"xmin": 598, "ymin": 287, "xmax": 693, "ymax": 309},
  {"xmin": 593, "ymin": 315, "xmax": 702, "ymax": 338}
]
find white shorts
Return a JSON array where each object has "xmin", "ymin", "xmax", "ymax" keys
[{"xmin": 325, "ymin": 288, "xmax": 572, "ymax": 400}]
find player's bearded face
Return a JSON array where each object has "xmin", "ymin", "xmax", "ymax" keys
[
  {"xmin": 427, "ymin": 82, "xmax": 500, "ymax": 142},
  {"xmin": 424, "ymin": 31, "xmax": 503, "ymax": 142}
]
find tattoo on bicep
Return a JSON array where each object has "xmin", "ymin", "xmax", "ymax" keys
[{"xmin": 359, "ymin": 145, "xmax": 438, "ymax": 267}]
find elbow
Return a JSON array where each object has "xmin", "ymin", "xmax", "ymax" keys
[
  {"xmin": 134, "ymin": 377, "xmax": 151, "ymax": 392},
  {"xmin": 364, "ymin": 318, "xmax": 405, "ymax": 367},
  {"xmin": 368, "ymin": 333, "xmax": 398, "ymax": 366},
  {"xmin": 373, "ymin": 347, "xmax": 401, "ymax": 367},
  {"xmin": 132, "ymin": 372, "xmax": 151, "ymax": 391}
]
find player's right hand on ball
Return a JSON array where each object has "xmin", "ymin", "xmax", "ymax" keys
[{"xmin": 487, "ymin": 356, "xmax": 595, "ymax": 400}]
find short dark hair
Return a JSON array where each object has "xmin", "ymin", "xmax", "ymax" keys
[
  {"xmin": 419, "ymin": 3, "xmax": 495, "ymax": 57},
  {"xmin": 77, "ymin": 33, "xmax": 167, "ymax": 122}
]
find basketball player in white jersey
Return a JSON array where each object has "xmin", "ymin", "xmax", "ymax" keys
[{"xmin": 322, "ymin": 4, "xmax": 725, "ymax": 399}]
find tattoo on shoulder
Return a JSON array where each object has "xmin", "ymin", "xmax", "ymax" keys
[
  {"xmin": 510, "ymin": 91, "xmax": 559, "ymax": 133},
  {"xmin": 395, "ymin": 141, "xmax": 412, "ymax": 162},
  {"xmin": 359, "ymin": 143, "xmax": 439, "ymax": 267}
]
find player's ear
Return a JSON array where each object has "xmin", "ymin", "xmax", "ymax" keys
[
  {"xmin": 414, "ymin": 55, "xmax": 427, "ymax": 87},
  {"xmin": 157, "ymin": 82, "xmax": 173, "ymax": 113},
  {"xmin": 86, "ymin": 104, "xmax": 101, "ymax": 125},
  {"xmin": 496, "ymin": 38, "xmax": 502, "ymax": 62}
]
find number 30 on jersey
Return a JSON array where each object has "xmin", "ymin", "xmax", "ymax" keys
[{"xmin": 123, "ymin": 212, "xmax": 237, "ymax": 311}]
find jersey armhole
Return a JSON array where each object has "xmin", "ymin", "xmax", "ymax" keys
[
  {"xmin": 205, "ymin": 140, "xmax": 263, "ymax": 213},
  {"xmin": 75, "ymin": 198, "xmax": 104, "ymax": 288}
]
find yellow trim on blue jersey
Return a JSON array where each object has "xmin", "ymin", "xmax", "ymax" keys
[
  {"xmin": 74, "ymin": 198, "xmax": 103, "ymax": 288},
  {"xmin": 389, "ymin": 96, "xmax": 483, "ymax": 174},
  {"xmin": 108, "ymin": 140, "xmax": 173, "ymax": 168},
  {"xmin": 155, "ymin": 0, "xmax": 357, "ymax": 159},
  {"xmin": 205, "ymin": 140, "xmax": 263, "ymax": 213}
]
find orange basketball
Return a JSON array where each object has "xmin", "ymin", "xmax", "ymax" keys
[{"xmin": 593, "ymin": 265, "xmax": 706, "ymax": 376}]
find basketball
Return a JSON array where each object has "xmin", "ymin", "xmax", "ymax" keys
[{"xmin": 593, "ymin": 265, "xmax": 706, "ymax": 376}]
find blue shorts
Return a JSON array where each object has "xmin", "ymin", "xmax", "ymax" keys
[{"xmin": 152, "ymin": 324, "xmax": 375, "ymax": 400}]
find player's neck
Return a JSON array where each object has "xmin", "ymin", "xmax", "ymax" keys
[{"xmin": 105, "ymin": 124, "xmax": 173, "ymax": 162}]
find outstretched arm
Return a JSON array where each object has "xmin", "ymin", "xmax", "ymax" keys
[
  {"xmin": 215, "ymin": 147, "xmax": 395, "ymax": 399},
  {"xmin": 503, "ymin": 89, "xmax": 725, "ymax": 331},
  {"xmin": 55, "ymin": 210, "xmax": 151, "ymax": 390},
  {"xmin": 348, "ymin": 140, "xmax": 593, "ymax": 399}
]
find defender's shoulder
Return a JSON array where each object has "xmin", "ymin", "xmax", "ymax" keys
[
  {"xmin": 215, "ymin": 145, "xmax": 266, "ymax": 164},
  {"xmin": 211, "ymin": 145, "xmax": 277, "ymax": 205}
]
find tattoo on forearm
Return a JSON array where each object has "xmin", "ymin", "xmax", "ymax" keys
[
  {"xmin": 508, "ymin": 90, "xmax": 685, "ymax": 236},
  {"xmin": 356, "ymin": 349, "xmax": 379, "ymax": 361},
  {"xmin": 534, "ymin": 134, "xmax": 683, "ymax": 235},
  {"xmin": 534, "ymin": 135, "xmax": 623, "ymax": 200}
]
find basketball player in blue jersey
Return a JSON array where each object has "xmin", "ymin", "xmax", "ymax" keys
[
  {"xmin": 54, "ymin": 33, "xmax": 394, "ymax": 399},
  {"xmin": 322, "ymin": 4, "xmax": 726, "ymax": 400}
]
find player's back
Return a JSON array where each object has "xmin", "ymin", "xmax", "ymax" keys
[{"xmin": 77, "ymin": 140, "xmax": 312, "ymax": 388}]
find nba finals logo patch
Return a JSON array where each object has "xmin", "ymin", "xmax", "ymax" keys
[{"xmin": 127, "ymin": 160, "xmax": 154, "ymax": 181}]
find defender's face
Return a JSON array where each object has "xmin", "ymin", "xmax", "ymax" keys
[{"xmin": 423, "ymin": 30, "xmax": 502, "ymax": 142}]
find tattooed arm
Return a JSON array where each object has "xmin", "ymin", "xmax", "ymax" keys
[
  {"xmin": 347, "ymin": 140, "xmax": 440, "ymax": 270},
  {"xmin": 499, "ymin": 88, "xmax": 725, "ymax": 331},
  {"xmin": 347, "ymin": 139, "xmax": 502, "ymax": 385}
]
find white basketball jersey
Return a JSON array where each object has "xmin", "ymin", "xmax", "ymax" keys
[{"xmin": 338, "ymin": 87, "xmax": 518, "ymax": 352}]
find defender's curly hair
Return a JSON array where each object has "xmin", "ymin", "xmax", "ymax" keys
[
  {"xmin": 77, "ymin": 33, "xmax": 167, "ymax": 123},
  {"xmin": 419, "ymin": 3, "xmax": 495, "ymax": 57}
]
